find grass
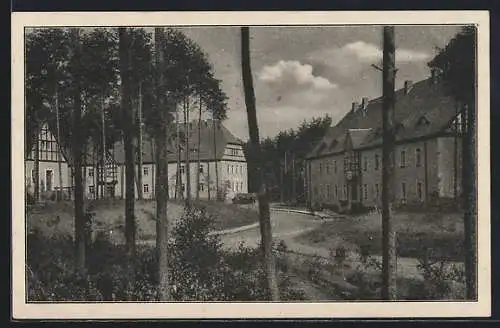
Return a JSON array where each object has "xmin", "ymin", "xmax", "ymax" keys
[
  {"xmin": 294, "ymin": 211, "xmax": 464, "ymax": 262},
  {"xmin": 26, "ymin": 198, "xmax": 258, "ymax": 244}
]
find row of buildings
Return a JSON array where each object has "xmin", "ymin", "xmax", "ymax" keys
[
  {"xmin": 305, "ymin": 72, "xmax": 465, "ymax": 211},
  {"xmin": 25, "ymin": 119, "xmax": 248, "ymax": 201}
]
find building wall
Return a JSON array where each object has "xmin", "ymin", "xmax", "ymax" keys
[
  {"xmin": 106, "ymin": 144, "xmax": 248, "ymax": 201},
  {"xmin": 307, "ymin": 135, "xmax": 462, "ymax": 208},
  {"xmin": 25, "ymin": 160, "xmax": 71, "ymax": 195}
]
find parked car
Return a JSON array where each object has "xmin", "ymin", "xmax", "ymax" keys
[{"xmin": 232, "ymin": 193, "xmax": 257, "ymax": 204}]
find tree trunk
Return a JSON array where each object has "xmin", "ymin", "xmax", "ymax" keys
[
  {"xmin": 94, "ymin": 140, "xmax": 99, "ymax": 200},
  {"xmin": 176, "ymin": 109, "xmax": 182, "ymax": 200},
  {"xmin": 101, "ymin": 95, "xmax": 107, "ymax": 200},
  {"xmin": 196, "ymin": 94, "xmax": 202, "ymax": 200},
  {"xmin": 184, "ymin": 96, "xmax": 191, "ymax": 206},
  {"xmin": 213, "ymin": 117, "xmax": 219, "ymax": 200},
  {"xmin": 381, "ymin": 26, "xmax": 397, "ymax": 300},
  {"xmin": 71, "ymin": 28, "xmax": 86, "ymax": 273},
  {"xmin": 154, "ymin": 27, "xmax": 170, "ymax": 301},
  {"xmin": 463, "ymin": 102, "xmax": 477, "ymax": 300},
  {"xmin": 119, "ymin": 28, "xmax": 136, "ymax": 286},
  {"xmin": 55, "ymin": 86, "xmax": 63, "ymax": 201},
  {"xmin": 33, "ymin": 123, "xmax": 40, "ymax": 203},
  {"xmin": 240, "ymin": 26, "xmax": 280, "ymax": 301},
  {"xmin": 136, "ymin": 83, "xmax": 144, "ymax": 200}
]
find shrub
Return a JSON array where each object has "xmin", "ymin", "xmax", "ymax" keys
[{"xmin": 27, "ymin": 206, "xmax": 306, "ymax": 302}]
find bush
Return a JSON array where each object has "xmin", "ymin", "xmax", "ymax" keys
[{"xmin": 27, "ymin": 205, "xmax": 305, "ymax": 302}]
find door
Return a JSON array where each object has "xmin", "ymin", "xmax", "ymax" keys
[{"xmin": 45, "ymin": 170, "xmax": 53, "ymax": 191}]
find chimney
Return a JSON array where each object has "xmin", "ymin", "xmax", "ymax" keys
[
  {"xmin": 404, "ymin": 80, "xmax": 413, "ymax": 95},
  {"xmin": 431, "ymin": 68, "xmax": 438, "ymax": 83},
  {"xmin": 361, "ymin": 97, "xmax": 369, "ymax": 110},
  {"xmin": 351, "ymin": 102, "xmax": 359, "ymax": 113}
]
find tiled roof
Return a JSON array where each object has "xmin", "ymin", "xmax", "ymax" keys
[
  {"xmin": 110, "ymin": 119, "xmax": 243, "ymax": 165},
  {"xmin": 306, "ymin": 77, "xmax": 459, "ymax": 159}
]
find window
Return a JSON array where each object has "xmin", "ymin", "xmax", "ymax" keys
[
  {"xmin": 89, "ymin": 168, "xmax": 94, "ymax": 177},
  {"xmin": 334, "ymin": 160, "xmax": 337, "ymax": 173},
  {"xmin": 400, "ymin": 150, "xmax": 406, "ymax": 168},
  {"xmin": 143, "ymin": 167, "xmax": 149, "ymax": 176},
  {"xmin": 231, "ymin": 165, "xmax": 234, "ymax": 174},
  {"xmin": 375, "ymin": 154, "xmax": 380, "ymax": 170},
  {"xmin": 335, "ymin": 185, "xmax": 338, "ymax": 199},
  {"xmin": 143, "ymin": 184, "xmax": 149, "ymax": 193},
  {"xmin": 326, "ymin": 163, "xmax": 330, "ymax": 174},
  {"xmin": 375, "ymin": 184, "xmax": 379, "ymax": 199},
  {"xmin": 363, "ymin": 157, "xmax": 368, "ymax": 171},
  {"xmin": 343, "ymin": 185, "xmax": 347, "ymax": 199},
  {"xmin": 199, "ymin": 183, "xmax": 205, "ymax": 191},
  {"xmin": 401, "ymin": 182, "xmax": 407, "ymax": 200},
  {"xmin": 363, "ymin": 184, "xmax": 368, "ymax": 200},
  {"xmin": 199, "ymin": 164, "xmax": 204, "ymax": 173},
  {"xmin": 180, "ymin": 165, "xmax": 185, "ymax": 174},
  {"xmin": 89, "ymin": 186, "xmax": 95, "ymax": 194},
  {"xmin": 326, "ymin": 184, "xmax": 331, "ymax": 198},
  {"xmin": 416, "ymin": 148, "xmax": 422, "ymax": 167},
  {"xmin": 417, "ymin": 182, "xmax": 423, "ymax": 201},
  {"xmin": 31, "ymin": 169, "xmax": 36, "ymax": 184},
  {"xmin": 319, "ymin": 163, "xmax": 322, "ymax": 174}
]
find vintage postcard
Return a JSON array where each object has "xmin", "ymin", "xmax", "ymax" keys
[{"xmin": 11, "ymin": 11, "xmax": 491, "ymax": 319}]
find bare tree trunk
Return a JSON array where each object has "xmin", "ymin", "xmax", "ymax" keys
[
  {"xmin": 136, "ymin": 83, "xmax": 143, "ymax": 200},
  {"xmin": 381, "ymin": 25, "xmax": 397, "ymax": 300},
  {"xmin": 463, "ymin": 102, "xmax": 477, "ymax": 300},
  {"xmin": 213, "ymin": 117, "xmax": 219, "ymax": 200},
  {"xmin": 184, "ymin": 97, "xmax": 192, "ymax": 206},
  {"xmin": 119, "ymin": 28, "xmax": 136, "ymax": 286},
  {"xmin": 71, "ymin": 28, "xmax": 86, "ymax": 273},
  {"xmin": 154, "ymin": 27, "xmax": 170, "ymax": 301},
  {"xmin": 33, "ymin": 122, "xmax": 40, "ymax": 203},
  {"xmin": 196, "ymin": 94, "xmax": 202, "ymax": 200},
  {"xmin": 101, "ymin": 95, "xmax": 107, "ymax": 200},
  {"xmin": 241, "ymin": 26, "xmax": 280, "ymax": 301},
  {"xmin": 55, "ymin": 86, "xmax": 63, "ymax": 201},
  {"xmin": 176, "ymin": 109, "xmax": 182, "ymax": 200}
]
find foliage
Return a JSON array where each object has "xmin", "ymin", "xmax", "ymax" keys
[
  {"xmin": 243, "ymin": 115, "xmax": 332, "ymax": 200},
  {"xmin": 27, "ymin": 205, "xmax": 305, "ymax": 302}
]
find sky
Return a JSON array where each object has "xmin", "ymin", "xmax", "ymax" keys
[{"xmin": 177, "ymin": 25, "xmax": 462, "ymax": 141}]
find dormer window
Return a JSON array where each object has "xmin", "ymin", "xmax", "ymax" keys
[{"xmin": 416, "ymin": 115, "xmax": 430, "ymax": 127}]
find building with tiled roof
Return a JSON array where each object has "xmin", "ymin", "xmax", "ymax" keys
[
  {"xmin": 80, "ymin": 119, "xmax": 247, "ymax": 200},
  {"xmin": 26, "ymin": 118, "xmax": 247, "ymax": 201},
  {"xmin": 305, "ymin": 73, "xmax": 465, "ymax": 211}
]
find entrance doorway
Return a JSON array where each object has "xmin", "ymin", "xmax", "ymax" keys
[{"xmin": 45, "ymin": 170, "xmax": 53, "ymax": 191}]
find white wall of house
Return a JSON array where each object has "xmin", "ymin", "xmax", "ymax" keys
[{"xmin": 307, "ymin": 136, "xmax": 462, "ymax": 208}]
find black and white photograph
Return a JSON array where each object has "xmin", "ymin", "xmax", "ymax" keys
[{"xmin": 12, "ymin": 11, "xmax": 490, "ymax": 319}]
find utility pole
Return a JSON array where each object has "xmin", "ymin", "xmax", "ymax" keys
[
  {"xmin": 291, "ymin": 152, "xmax": 296, "ymax": 203},
  {"xmin": 381, "ymin": 25, "xmax": 398, "ymax": 300},
  {"xmin": 137, "ymin": 82, "xmax": 144, "ymax": 200},
  {"xmin": 55, "ymin": 85, "xmax": 63, "ymax": 201},
  {"xmin": 279, "ymin": 159, "xmax": 284, "ymax": 203}
]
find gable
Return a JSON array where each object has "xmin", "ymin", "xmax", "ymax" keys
[{"xmin": 26, "ymin": 123, "xmax": 68, "ymax": 163}]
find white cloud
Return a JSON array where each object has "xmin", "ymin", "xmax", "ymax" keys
[
  {"xmin": 258, "ymin": 60, "xmax": 338, "ymax": 90},
  {"xmin": 308, "ymin": 41, "xmax": 431, "ymax": 77}
]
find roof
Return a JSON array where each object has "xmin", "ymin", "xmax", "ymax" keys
[
  {"xmin": 306, "ymin": 77, "xmax": 459, "ymax": 159},
  {"xmin": 110, "ymin": 119, "xmax": 243, "ymax": 165}
]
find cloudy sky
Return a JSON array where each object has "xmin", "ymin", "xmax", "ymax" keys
[{"xmin": 177, "ymin": 25, "xmax": 462, "ymax": 141}]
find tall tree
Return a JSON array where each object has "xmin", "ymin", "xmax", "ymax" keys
[
  {"xmin": 240, "ymin": 26, "xmax": 280, "ymax": 301},
  {"xmin": 69, "ymin": 28, "xmax": 87, "ymax": 272},
  {"xmin": 381, "ymin": 25, "xmax": 397, "ymax": 300},
  {"xmin": 154, "ymin": 27, "xmax": 171, "ymax": 301},
  {"xmin": 119, "ymin": 28, "xmax": 136, "ymax": 285},
  {"xmin": 427, "ymin": 26, "xmax": 477, "ymax": 300}
]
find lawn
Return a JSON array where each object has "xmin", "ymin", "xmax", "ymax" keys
[
  {"xmin": 26, "ymin": 199, "xmax": 258, "ymax": 244},
  {"xmin": 294, "ymin": 211, "xmax": 464, "ymax": 262}
]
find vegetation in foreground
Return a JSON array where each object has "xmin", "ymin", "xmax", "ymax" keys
[
  {"xmin": 26, "ymin": 199, "xmax": 259, "ymax": 244},
  {"xmin": 295, "ymin": 211, "xmax": 464, "ymax": 262},
  {"xmin": 27, "ymin": 205, "xmax": 304, "ymax": 302}
]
